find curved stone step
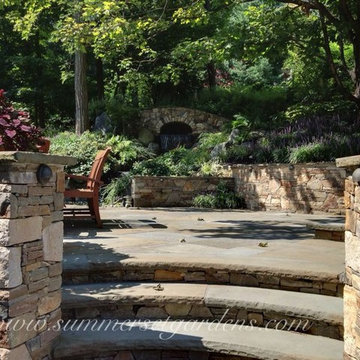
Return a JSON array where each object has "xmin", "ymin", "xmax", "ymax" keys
[
  {"xmin": 62, "ymin": 282, "xmax": 343, "ymax": 339},
  {"xmin": 62, "ymin": 255, "xmax": 343, "ymax": 297},
  {"xmin": 53, "ymin": 320, "xmax": 343, "ymax": 360}
]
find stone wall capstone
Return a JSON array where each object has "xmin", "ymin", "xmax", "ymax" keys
[
  {"xmin": 231, "ymin": 163, "xmax": 346, "ymax": 214},
  {"xmin": 0, "ymin": 152, "xmax": 76, "ymax": 360},
  {"xmin": 132, "ymin": 176, "xmax": 234, "ymax": 207}
]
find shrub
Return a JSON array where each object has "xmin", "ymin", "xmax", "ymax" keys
[
  {"xmin": 132, "ymin": 158, "xmax": 172, "ymax": 176},
  {"xmin": 102, "ymin": 174, "xmax": 132, "ymax": 205},
  {"xmin": 132, "ymin": 146, "xmax": 200, "ymax": 176},
  {"xmin": 289, "ymin": 142, "xmax": 330, "ymax": 164},
  {"xmin": 193, "ymin": 181, "xmax": 245, "ymax": 209},
  {"xmin": 50, "ymin": 131, "xmax": 151, "ymax": 175},
  {"xmin": 274, "ymin": 99, "xmax": 357, "ymax": 124},
  {"xmin": 193, "ymin": 194, "xmax": 217, "ymax": 208},
  {"xmin": 131, "ymin": 138, "xmax": 229, "ymax": 178},
  {"xmin": 43, "ymin": 115, "xmax": 73, "ymax": 137},
  {"xmin": 0, "ymin": 89, "xmax": 42, "ymax": 151},
  {"xmin": 50, "ymin": 131, "xmax": 108, "ymax": 174}
]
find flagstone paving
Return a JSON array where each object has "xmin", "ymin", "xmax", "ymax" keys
[{"xmin": 63, "ymin": 207, "xmax": 345, "ymax": 280}]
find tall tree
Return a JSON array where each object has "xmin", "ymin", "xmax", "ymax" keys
[
  {"xmin": 266, "ymin": 0, "xmax": 360, "ymax": 108},
  {"xmin": 74, "ymin": 50, "xmax": 89, "ymax": 134}
]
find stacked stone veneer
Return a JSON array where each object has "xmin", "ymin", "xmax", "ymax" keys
[
  {"xmin": 55, "ymin": 350, "xmax": 260, "ymax": 360},
  {"xmin": 131, "ymin": 163, "xmax": 346, "ymax": 213},
  {"xmin": 0, "ymin": 152, "xmax": 75, "ymax": 360},
  {"xmin": 63, "ymin": 267, "xmax": 342, "ymax": 298},
  {"xmin": 132, "ymin": 176, "xmax": 234, "ymax": 207},
  {"xmin": 231, "ymin": 163, "xmax": 346, "ymax": 214},
  {"xmin": 140, "ymin": 107, "xmax": 228, "ymax": 135},
  {"xmin": 344, "ymin": 176, "xmax": 360, "ymax": 359}
]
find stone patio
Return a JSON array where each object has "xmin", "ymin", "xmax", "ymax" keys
[{"xmin": 64, "ymin": 207, "xmax": 345, "ymax": 282}]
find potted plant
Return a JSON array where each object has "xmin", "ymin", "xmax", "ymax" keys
[{"xmin": 0, "ymin": 89, "xmax": 46, "ymax": 152}]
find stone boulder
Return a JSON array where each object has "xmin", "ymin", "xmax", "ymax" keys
[
  {"xmin": 138, "ymin": 128, "xmax": 155, "ymax": 146},
  {"xmin": 148, "ymin": 142, "xmax": 160, "ymax": 155},
  {"xmin": 94, "ymin": 112, "xmax": 113, "ymax": 134}
]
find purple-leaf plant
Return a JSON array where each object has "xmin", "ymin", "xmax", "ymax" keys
[{"xmin": 0, "ymin": 89, "xmax": 42, "ymax": 151}]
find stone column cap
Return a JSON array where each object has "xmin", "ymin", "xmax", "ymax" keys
[
  {"xmin": 0, "ymin": 151, "xmax": 77, "ymax": 166},
  {"xmin": 336, "ymin": 155, "xmax": 360, "ymax": 168}
]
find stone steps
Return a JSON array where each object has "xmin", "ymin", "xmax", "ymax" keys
[
  {"xmin": 62, "ymin": 257, "xmax": 344, "ymax": 297},
  {"xmin": 61, "ymin": 282, "xmax": 343, "ymax": 339},
  {"xmin": 53, "ymin": 320, "xmax": 343, "ymax": 360}
]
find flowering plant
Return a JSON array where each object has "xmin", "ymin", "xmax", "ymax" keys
[{"xmin": 0, "ymin": 90, "xmax": 42, "ymax": 151}]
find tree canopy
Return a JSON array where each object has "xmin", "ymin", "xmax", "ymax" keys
[{"xmin": 1, "ymin": 0, "xmax": 360, "ymax": 132}]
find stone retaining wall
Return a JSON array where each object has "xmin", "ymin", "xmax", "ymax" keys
[
  {"xmin": 0, "ymin": 152, "xmax": 75, "ymax": 359},
  {"xmin": 231, "ymin": 163, "xmax": 346, "ymax": 214},
  {"xmin": 131, "ymin": 163, "xmax": 346, "ymax": 213},
  {"xmin": 132, "ymin": 176, "xmax": 234, "ymax": 207}
]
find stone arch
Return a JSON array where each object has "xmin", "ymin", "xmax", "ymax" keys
[{"xmin": 140, "ymin": 107, "xmax": 228, "ymax": 136}]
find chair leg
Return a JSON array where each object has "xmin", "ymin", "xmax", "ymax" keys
[
  {"xmin": 87, "ymin": 198, "xmax": 95, "ymax": 216},
  {"xmin": 89, "ymin": 195, "xmax": 102, "ymax": 228}
]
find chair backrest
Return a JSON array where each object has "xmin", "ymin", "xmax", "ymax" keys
[{"xmin": 87, "ymin": 147, "xmax": 111, "ymax": 190}]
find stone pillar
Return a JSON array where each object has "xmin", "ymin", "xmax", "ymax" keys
[
  {"xmin": 343, "ymin": 176, "xmax": 360, "ymax": 359},
  {"xmin": 0, "ymin": 152, "xmax": 76, "ymax": 360},
  {"xmin": 337, "ymin": 155, "xmax": 360, "ymax": 360}
]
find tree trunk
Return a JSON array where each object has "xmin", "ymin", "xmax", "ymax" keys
[
  {"xmin": 96, "ymin": 58, "xmax": 105, "ymax": 100},
  {"xmin": 75, "ymin": 50, "xmax": 89, "ymax": 135}
]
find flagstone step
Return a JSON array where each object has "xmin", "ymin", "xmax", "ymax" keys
[
  {"xmin": 62, "ymin": 256, "xmax": 344, "ymax": 297},
  {"xmin": 61, "ymin": 282, "xmax": 343, "ymax": 339},
  {"xmin": 53, "ymin": 320, "xmax": 343, "ymax": 360},
  {"xmin": 306, "ymin": 222, "xmax": 345, "ymax": 242}
]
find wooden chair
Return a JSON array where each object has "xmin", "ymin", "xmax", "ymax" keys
[
  {"xmin": 64, "ymin": 147, "xmax": 111, "ymax": 228},
  {"xmin": 37, "ymin": 138, "xmax": 51, "ymax": 153}
]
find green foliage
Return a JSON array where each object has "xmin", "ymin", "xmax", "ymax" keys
[
  {"xmin": 197, "ymin": 132, "xmax": 228, "ymax": 149},
  {"xmin": 193, "ymin": 194, "xmax": 217, "ymax": 208},
  {"xmin": 275, "ymin": 99, "xmax": 357, "ymax": 123},
  {"xmin": 193, "ymin": 181, "xmax": 245, "ymax": 209},
  {"xmin": 224, "ymin": 58, "xmax": 281, "ymax": 88},
  {"xmin": 132, "ymin": 132, "xmax": 227, "ymax": 177},
  {"xmin": 50, "ymin": 131, "xmax": 151, "ymax": 174},
  {"xmin": 105, "ymin": 97, "xmax": 140, "ymax": 135},
  {"xmin": 132, "ymin": 146, "xmax": 199, "ymax": 177},
  {"xmin": 191, "ymin": 85, "xmax": 288, "ymax": 127},
  {"xmin": 102, "ymin": 174, "xmax": 132, "ymax": 205},
  {"xmin": 106, "ymin": 135, "xmax": 152, "ymax": 168},
  {"xmin": 289, "ymin": 142, "xmax": 329, "ymax": 164}
]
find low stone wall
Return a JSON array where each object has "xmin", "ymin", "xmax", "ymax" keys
[
  {"xmin": 132, "ymin": 176, "xmax": 234, "ymax": 207},
  {"xmin": 231, "ymin": 163, "xmax": 346, "ymax": 214},
  {"xmin": 0, "ymin": 152, "xmax": 75, "ymax": 359}
]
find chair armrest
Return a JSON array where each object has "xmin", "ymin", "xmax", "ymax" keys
[
  {"xmin": 65, "ymin": 174, "xmax": 104, "ymax": 186},
  {"xmin": 65, "ymin": 174, "xmax": 89, "ymax": 182}
]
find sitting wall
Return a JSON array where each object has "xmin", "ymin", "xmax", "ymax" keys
[{"xmin": 231, "ymin": 163, "xmax": 346, "ymax": 214}]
